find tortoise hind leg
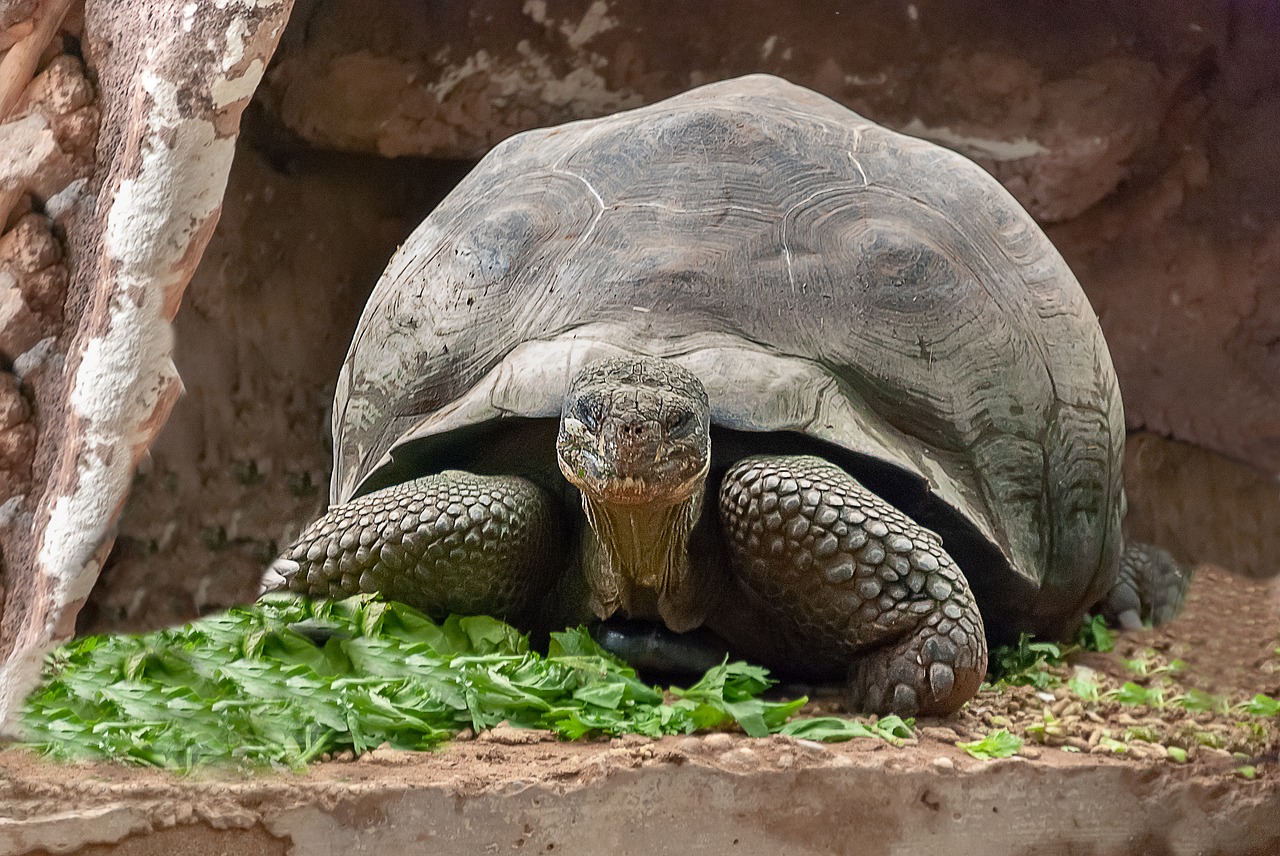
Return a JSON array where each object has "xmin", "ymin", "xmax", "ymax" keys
[
  {"xmin": 1097, "ymin": 543, "xmax": 1192, "ymax": 630},
  {"xmin": 264, "ymin": 471, "xmax": 561, "ymax": 623},
  {"xmin": 715, "ymin": 455, "xmax": 987, "ymax": 717}
]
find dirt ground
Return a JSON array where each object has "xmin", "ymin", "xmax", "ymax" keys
[
  {"xmin": 1, "ymin": 564, "xmax": 1278, "ymax": 855},
  {"xmin": 940, "ymin": 564, "xmax": 1280, "ymax": 764}
]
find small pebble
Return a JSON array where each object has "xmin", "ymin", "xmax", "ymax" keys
[
  {"xmin": 703, "ymin": 733, "xmax": 735, "ymax": 751},
  {"xmin": 932, "ymin": 756, "xmax": 955, "ymax": 771},
  {"xmin": 795, "ymin": 739, "xmax": 828, "ymax": 754},
  {"xmin": 675, "ymin": 737, "xmax": 703, "ymax": 755},
  {"xmin": 719, "ymin": 747, "xmax": 758, "ymax": 769},
  {"xmin": 478, "ymin": 724, "xmax": 555, "ymax": 745},
  {"xmin": 920, "ymin": 726, "xmax": 960, "ymax": 742}
]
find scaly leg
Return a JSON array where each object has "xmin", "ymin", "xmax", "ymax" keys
[
  {"xmin": 265, "ymin": 471, "xmax": 561, "ymax": 623},
  {"xmin": 717, "ymin": 455, "xmax": 987, "ymax": 716},
  {"xmin": 1098, "ymin": 542, "xmax": 1192, "ymax": 630}
]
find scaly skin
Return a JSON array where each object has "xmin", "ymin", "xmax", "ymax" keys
[
  {"xmin": 716, "ymin": 455, "xmax": 987, "ymax": 716},
  {"xmin": 1101, "ymin": 542, "xmax": 1192, "ymax": 630},
  {"xmin": 556, "ymin": 357, "xmax": 713, "ymax": 632},
  {"xmin": 268, "ymin": 472, "xmax": 560, "ymax": 623}
]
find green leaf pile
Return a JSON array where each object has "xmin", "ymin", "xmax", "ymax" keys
[{"xmin": 21, "ymin": 594, "xmax": 823, "ymax": 770}]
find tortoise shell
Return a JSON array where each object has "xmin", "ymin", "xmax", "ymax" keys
[{"xmin": 330, "ymin": 74, "xmax": 1124, "ymax": 640}]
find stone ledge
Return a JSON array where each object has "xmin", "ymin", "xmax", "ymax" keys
[{"xmin": 1, "ymin": 739, "xmax": 1276, "ymax": 856}]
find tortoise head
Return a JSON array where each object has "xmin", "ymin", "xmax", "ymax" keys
[
  {"xmin": 556, "ymin": 356, "xmax": 712, "ymax": 628},
  {"xmin": 557, "ymin": 356, "xmax": 711, "ymax": 505}
]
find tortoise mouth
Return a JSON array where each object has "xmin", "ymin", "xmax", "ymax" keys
[{"xmin": 557, "ymin": 436, "xmax": 709, "ymax": 506}]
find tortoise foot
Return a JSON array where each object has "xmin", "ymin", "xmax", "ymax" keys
[
  {"xmin": 1099, "ymin": 542, "xmax": 1192, "ymax": 630},
  {"xmin": 718, "ymin": 454, "xmax": 987, "ymax": 717},
  {"xmin": 264, "ymin": 471, "xmax": 560, "ymax": 622},
  {"xmin": 844, "ymin": 618, "xmax": 986, "ymax": 717}
]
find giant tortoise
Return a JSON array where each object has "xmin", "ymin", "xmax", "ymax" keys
[{"xmin": 267, "ymin": 75, "xmax": 1185, "ymax": 716}]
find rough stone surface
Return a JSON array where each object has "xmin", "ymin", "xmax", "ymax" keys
[
  {"xmin": 0, "ymin": 742, "xmax": 1276, "ymax": 856},
  {"xmin": 1125, "ymin": 432, "xmax": 1280, "ymax": 581},
  {"xmin": 0, "ymin": 373, "xmax": 33, "ymax": 506},
  {"xmin": 0, "ymin": 54, "xmax": 98, "ymax": 205},
  {"xmin": 0, "ymin": 0, "xmax": 95, "ymax": 729},
  {"xmin": 0, "ymin": 212, "xmax": 67, "ymax": 363}
]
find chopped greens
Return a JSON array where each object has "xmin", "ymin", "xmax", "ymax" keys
[
  {"xmin": 20, "ymin": 594, "xmax": 876, "ymax": 770},
  {"xmin": 988, "ymin": 634, "xmax": 1066, "ymax": 689},
  {"xmin": 957, "ymin": 729, "xmax": 1023, "ymax": 759},
  {"xmin": 1243, "ymin": 694, "xmax": 1280, "ymax": 718},
  {"xmin": 779, "ymin": 714, "xmax": 914, "ymax": 744},
  {"xmin": 1076, "ymin": 614, "xmax": 1115, "ymax": 653}
]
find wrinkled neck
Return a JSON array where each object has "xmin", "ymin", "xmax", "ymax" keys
[{"xmin": 580, "ymin": 488, "xmax": 706, "ymax": 631}]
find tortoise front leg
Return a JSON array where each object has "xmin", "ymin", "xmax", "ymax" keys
[
  {"xmin": 265, "ymin": 471, "xmax": 561, "ymax": 623},
  {"xmin": 716, "ymin": 455, "xmax": 987, "ymax": 717}
]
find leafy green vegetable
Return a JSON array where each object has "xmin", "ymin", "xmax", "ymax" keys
[
  {"xmin": 1179, "ymin": 688, "xmax": 1229, "ymax": 715},
  {"xmin": 1242, "ymin": 694, "xmax": 1280, "ymax": 718},
  {"xmin": 21, "ymin": 595, "xmax": 819, "ymax": 769},
  {"xmin": 1025, "ymin": 710, "xmax": 1064, "ymax": 743},
  {"xmin": 780, "ymin": 714, "xmax": 913, "ymax": 744},
  {"xmin": 1075, "ymin": 614, "xmax": 1114, "ymax": 653},
  {"xmin": 1166, "ymin": 746, "xmax": 1188, "ymax": 763},
  {"xmin": 1125, "ymin": 725, "xmax": 1160, "ymax": 743},
  {"xmin": 957, "ymin": 729, "xmax": 1023, "ymax": 759},
  {"xmin": 1122, "ymin": 650, "xmax": 1185, "ymax": 679},
  {"xmin": 1194, "ymin": 730, "xmax": 1226, "ymax": 749},
  {"xmin": 1067, "ymin": 670, "xmax": 1101, "ymax": 702},
  {"xmin": 990, "ymin": 613, "xmax": 1124, "ymax": 689},
  {"xmin": 988, "ymin": 634, "xmax": 1067, "ymax": 689},
  {"xmin": 1098, "ymin": 736, "xmax": 1129, "ymax": 753},
  {"xmin": 1113, "ymin": 681, "xmax": 1165, "ymax": 708}
]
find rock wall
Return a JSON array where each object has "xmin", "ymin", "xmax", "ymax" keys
[
  {"xmin": 89, "ymin": 0, "xmax": 1280, "ymax": 634},
  {"xmin": 0, "ymin": 1, "xmax": 94, "ymax": 617}
]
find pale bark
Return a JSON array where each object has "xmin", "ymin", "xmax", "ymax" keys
[{"xmin": 0, "ymin": 0, "xmax": 293, "ymax": 731}]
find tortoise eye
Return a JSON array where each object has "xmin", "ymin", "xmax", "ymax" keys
[
  {"xmin": 667, "ymin": 410, "xmax": 695, "ymax": 435},
  {"xmin": 574, "ymin": 399, "xmax": 600, "ymax": 431}
]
